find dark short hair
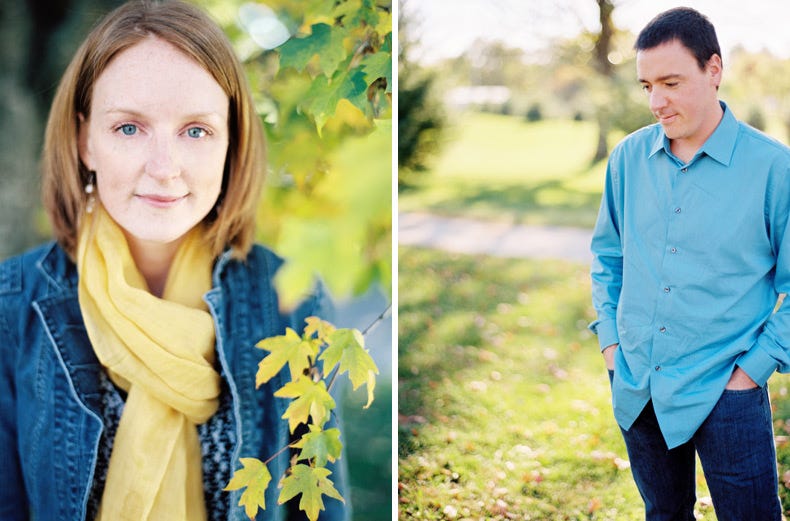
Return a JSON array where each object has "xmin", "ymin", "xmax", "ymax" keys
[{"xmin": 635, "ymin": 7, "xmax": 721, "ymax": 70}]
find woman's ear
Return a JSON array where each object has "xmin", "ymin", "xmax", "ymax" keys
[{"xmin": 77, "ymin": 113, "xmax": 94, "ymax": 171}]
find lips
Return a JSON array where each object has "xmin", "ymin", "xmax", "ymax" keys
[
  {"xmin": 135, "ymin": 193, "xmax": 187, "ymax": 208},
  {"xmin": 657, "ymin": 114, "xmax": 677, "ymax": 125}
]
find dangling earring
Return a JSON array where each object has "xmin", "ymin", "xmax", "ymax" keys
[{"xmin": 85, "ymin": 172, "xmax": 96, "ymax": 214}]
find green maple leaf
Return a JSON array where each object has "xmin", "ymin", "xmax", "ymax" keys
[
  {"xmin": 224, "ymin": 458, "xmax": 272, "ymax": 520},
  {"xmin": 278, "ymin": 464, "xmax": 344, "ymax": 521},
  {"xmin": 304, "ymin": 67, "xmax": 369, "ymax": 132},
  {"xmin": 256, "ymin": 328, "xmax": 317, "ymax": 386},
  {"xmin": 320, "ymin": 328, "xmax": 379, "ymax": 407},
  {"xmin": 360, "ymin": 52, "xmax": 392, "ymax": 93},
  {"xmin": 275, "ymin": 378, "xmax": 336, "ymax": 432},
  {"xmin": 278, "ymin": 23, "xmax": 347, "ymax": 77},
  {"xmin": 292, "ymin": 425, "xmax": 342, "ymax": 466}
]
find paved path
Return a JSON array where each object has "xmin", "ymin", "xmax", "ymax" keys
[{"xmin": 398, "ymin": 211, "xmax": 593, "ymax": 264}]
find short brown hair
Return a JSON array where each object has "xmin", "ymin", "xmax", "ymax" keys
[{"xmin": 42, "ymin": 0, "xmax": 265, "ymax": 258}]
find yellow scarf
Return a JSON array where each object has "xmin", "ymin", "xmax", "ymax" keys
[{"xmin": 77, "ymin": 206, "xmax": 220, "ymax": 520}]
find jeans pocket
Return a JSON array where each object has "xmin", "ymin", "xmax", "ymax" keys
[
  {"xmin": 716, "ymin": 385, "xmax": 770, "ymax": 424},
  {"xmin": 721, "ymin": 386, "xmax": 762, "ymax": 396}
]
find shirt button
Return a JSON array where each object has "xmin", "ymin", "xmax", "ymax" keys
[
  {"xmin": 655, "ymin": 365, "xmax": 661, "ymax": 371},
  {"xmin": 664, "ymin": 287, "xmax": 671, "ymax": 293},
  {"xmin": 659, "ymin": 326, "xmax": 667, "ymax": 333},
  {"xmin": 674, "ymin": 207, "xmax": 682, "ymax": 214},
  {"xmin": 670, "ymin": 247, "xmax": 678, "ymax": 254},
  {"xmin": 681, "ymin": 168, "xmax": 688, "ymax": 173}
]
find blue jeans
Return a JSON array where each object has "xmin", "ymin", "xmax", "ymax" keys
[{"xmin": 613, "ymin": 375, "xmax": 781, "ymax": 520}]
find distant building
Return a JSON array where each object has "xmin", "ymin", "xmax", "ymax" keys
[{"xmin": 445, "ymin": 85, "xmax": 511, "ymax": 110}]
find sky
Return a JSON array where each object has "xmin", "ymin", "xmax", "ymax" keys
[{"xmin": 402, "ymin": 0, "xmax": 790, "ymax": 64}]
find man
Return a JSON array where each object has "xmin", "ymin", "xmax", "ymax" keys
[{"xmin": 590, "ymin": 7, "xmax": 790, "ymax": 520}]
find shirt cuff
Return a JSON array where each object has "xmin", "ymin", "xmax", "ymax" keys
[
  {"xmin": 589, "ymin": 318, "xmax": 619, "ymax": 351},
  {"xmin": 736, "ymin": 343, "xmax": 779, "ymax": 387}
]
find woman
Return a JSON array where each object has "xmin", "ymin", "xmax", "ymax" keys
[{"xmin": 0, "ymin": 1, "xmax": 347, "ymax": 520}]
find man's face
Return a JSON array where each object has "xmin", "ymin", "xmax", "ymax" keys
[{"xmin": 636, "ymin": 39, "xmax": 722, "ymax": 150}]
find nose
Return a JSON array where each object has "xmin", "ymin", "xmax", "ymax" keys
[
  {"xmin": 144, "ymin": 135, "xmax": 180, "ymax": 180},
  {"xmin": 649, "ymin": 89, "xmax": 668, "ymax": 115}
]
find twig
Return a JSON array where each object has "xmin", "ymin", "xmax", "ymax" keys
[{"xmin": 361, "ymin": 303, "xmax": 392, "ymax": 336}]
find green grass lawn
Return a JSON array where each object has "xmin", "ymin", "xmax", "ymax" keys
[
  {"xmin": 398, "ymin": 113, "xmax": 618, "ymax": 228},
  {"xmin": 398, "ymin": 246, "xmax": 790, "ymax": 520}
]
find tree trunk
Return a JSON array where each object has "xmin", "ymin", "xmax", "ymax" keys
[
  {"xmin": 591, "ymin": 0, "xmax": 616, "ymax": 162},
  {"xmin": 593, "ymin": 111, "xmax": 609, "ymax": 163}
]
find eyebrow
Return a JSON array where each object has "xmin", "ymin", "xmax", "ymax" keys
[
  {"xmin": 102, "ymin": 108, "xmax": 226, "ymax": 122},
  {"xmin": 639, "ymin": 73, "xmax": 683, "ymax": 84}
]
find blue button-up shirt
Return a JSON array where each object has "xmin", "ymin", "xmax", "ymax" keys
[{"xmin": 590, "ymin": 102, "xmax": 790, "ymax": 448}]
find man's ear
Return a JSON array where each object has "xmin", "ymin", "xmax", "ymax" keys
[
  {"xmin": 77, "ymin": 113, "xmax": 93, "ymax": 171},
  {"xmin": 707, "ymin": 53, "xmax": 723, "ymax": 89}
]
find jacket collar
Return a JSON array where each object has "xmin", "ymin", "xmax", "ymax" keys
[
  {"xmin": 35, "ymin": 242, "xmax": 239, "ymax": 292},
  {"xmin": 36, "ymin": 242, "xmax": 79, "ymax": 293}
]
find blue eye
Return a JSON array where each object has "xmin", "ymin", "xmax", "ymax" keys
[
  {"xmin": 187, "ymin": 127, "xmax": 207, "ymax": 139},
  {"xmin": 119, "ymin": 124, "xmax": 137, "ymax": 136}
]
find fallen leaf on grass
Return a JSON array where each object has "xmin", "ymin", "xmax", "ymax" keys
[
  {"xmin": 542, "ymin": 348, "xmax": 558, "ymax": 360},
  {"xmin": 442, "ymin": 505, "xmax": 458, "ymax": 519},
  {"xmin": 490, "ymin": 499, "xmax": 509, "ymax": 516},
  {"xmin": 478, "ymin": 349, "xmax": 497, "ymax": 362},
  {"xmin": 398, "ymin": 413, "xmax": 427, "ymax": 426},
  {"xmin": 492, "ymin": 487, "xmax": 509, "ymax": 498},
  {"xmin": 549, "ymin": 364, "xmax": 568, "ymax": 380},
  {"xmin": 468, "ymin": 381, "xmax": 488, "ymax": 392},
  {"xmin": 613, "ymin": 457, "xmax": 630, "ymax": 470},
  {"xmin": 587, "ymin": 497, "xmax": 602, "ymax": 514},
  {"xmin": 522, "ymin": 470, "xmax": 544, "ymax": 483}
]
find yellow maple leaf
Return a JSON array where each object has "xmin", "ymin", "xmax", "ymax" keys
[
  {"xmin": 224, "ymin": 458, "xmax": 272, "ymax": 520},
  {"xmin": 275, "ymin": 378, "xmax": 336, "ymax": 432},
  {"xmin": 278, "ymin": 464, "xmax": 344, "ymax": 521}
]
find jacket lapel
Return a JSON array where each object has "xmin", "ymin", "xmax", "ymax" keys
[{"xmin": 32, "ymin": 245, "xmax": 104, "ymax": 415}]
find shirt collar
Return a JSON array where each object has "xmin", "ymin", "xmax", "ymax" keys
[{"xmin": 648, "ymin": 101, "xmax": 738, "ymax": 166}]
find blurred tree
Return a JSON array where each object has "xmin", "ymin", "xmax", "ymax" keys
[
  {"xmin": 722, "ymin": 47, "xmax": 790, "ymax": 144},
  {"xmin": 0, "ymin": 0, "xmax": 123, "ymax": 260},
  {"xmin": 397, "ymin": 0, "xmax": 445, "ymax": 188},
  {"xmin": 590, "ymin": 0, "xmax": 615, "ymax": 162}
]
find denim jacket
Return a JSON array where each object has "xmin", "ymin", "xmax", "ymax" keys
[{"xmin": 0, "ymin": 242, "xmax": 348, "ymax": 521}]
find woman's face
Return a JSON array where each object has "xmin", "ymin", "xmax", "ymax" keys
[{"xmin": 79, "ymin": 36, "xmax": 229, "ymax": 252}]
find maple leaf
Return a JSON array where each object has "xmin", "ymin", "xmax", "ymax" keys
[
  {"xmin": 304, "ymin": 316, "xmax": 336, "ymax": 343},
  {"xmin": 292, "ymin": 425, "xmax": 342, "ymax": 466},
  {"xmin": 255, "ymin": 328, "xmax": 317, "ymax": 385},
  {"xmin": 224, "ymin": 458, "xmax": 272, "ymax": 520},
  {"xmin": 275, "ymin": 378, "xmax": 336, "ymax": 432},
  {"xmin": 360, "ymin": 52, "xmax": 392, "ymax": 93},
  {"xmin": 278, "ymin": 464, "xmax": 345, "ymax": 521},
  {"xmin": 320, "ymin": 328, "xmax": 379, "ymax": 407},
  {"xmin": 278, "ymin": 23, "xmax": 347, "ymax": 77},
  {"xmin": 303, "ymin": 68, "xmax": 369, "ymax": 133}
]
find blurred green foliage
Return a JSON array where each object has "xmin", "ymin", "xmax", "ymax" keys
[{"xmin": 197, "ymin": 0, "xmax": 392, "ymax": 308}]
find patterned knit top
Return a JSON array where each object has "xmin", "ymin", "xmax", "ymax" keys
[{"xmin": 86, "ymin": 370, "xmax": 236, "ymax": 520}]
